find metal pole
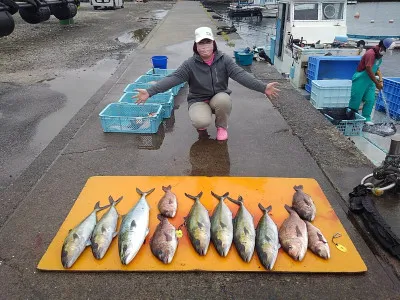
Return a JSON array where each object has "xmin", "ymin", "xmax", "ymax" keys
[{"xmin": 388, "ymin": 134, "xmax": 400, "ymax": 156}]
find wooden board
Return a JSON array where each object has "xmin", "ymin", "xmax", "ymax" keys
[{"xmin": 37, "ymin": 176, "xmax": 367, "ymax": 272}]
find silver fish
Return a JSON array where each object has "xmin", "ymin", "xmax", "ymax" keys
[
  {"xmin": 210, "ymin": 191, "xmax": 233, "ymax": 257},
  {"xmin": 279, "ymin": 204, "xmax": 308, "ymax": 261},
  {"xmin": 158, "ymin": 185, "xmax": 177, "ymax": 218},
  {"xmin": 61, "ymin": 201, "xmax": 110, "ymax": 268},
  {"xmin": 306, "ymin": 221, "xmax": 330, "ymax": 259},
  {"xmin": 118, "ymin": 187, "xmax": 154, "ymax": 265},
  {"xmin": 150, "ymin": 214, "xmax": 178, "ymax": 264},
  {"xmin": 255, "ymin": 203, "xmax": 280, "ymax": 270},
  {"xmin": 91, "ymin": 195, "xmax": 123, "ymax": 260},
  {"xmin": 292, "ymin": 185, "xmax": 316, "ymax": 222},
  {"xmin": 228, "ymin": 196, "xmax": 256, "ymax": 263},
  {"xmin": 184, "ymin": 191, "xmax": 211, "ymax": 256}
]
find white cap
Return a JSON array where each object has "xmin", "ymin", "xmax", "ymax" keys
[{"xmin": 195, "ymin": 27, "xmax": 215, "ymax": 43}]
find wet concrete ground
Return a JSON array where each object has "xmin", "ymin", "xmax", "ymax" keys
[{"xmin": 0, "ymin": 1, "xmax": 399, "ymax": 299}]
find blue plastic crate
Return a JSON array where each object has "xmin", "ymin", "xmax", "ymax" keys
[
  {"xmin": 118, "ymin": 92, "xmax": 174, "ymax": 119},
  {"xmin": 305, "ymin": 83, "xmax": 311, "ymax": 93},
  {"xmin": 142, "ymin": 70, "xmax": 186, "ymax": 95},
  {"xmin": 124, "ymin": 82, "xmax": 173, "ymax": 95},
  {"xmin": 322, "ymin": 108, "xmax": 366, "ymax": 136},
  {"xmin": 375, "ymin": 77, "xmax": 400, "ymax": 120},
  {"xmin": 145, "ymin": 68, "xmax": 176, "ymax": 76},
  {"xmin": 99, "ymin": 103, "xmax": 162, "ymax": 134},
  {"xmin": 307, "ymin": 56, "xmax": 362, "ymax": 82},
  {"xmin": 310, "ymin": 80, "xmax": 352, "ymax": 109},
  {"xmin": 135, "ymin": 74, "xmax": 180, "ymax": 96}
]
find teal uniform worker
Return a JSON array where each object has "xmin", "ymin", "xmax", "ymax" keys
[{"xmin": 348, "ymin": 38, "xmax": 395, "ymax": 125}]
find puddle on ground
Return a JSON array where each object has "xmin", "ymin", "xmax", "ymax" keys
[
  {"xmin": 30, "ymin": 58, "xmax": 120, "ymax": 151},
  {"xmin": 153, "ymin": 10, "xmax": 168, "ymax": 19},
  {"xmin": 117, "ymin": 28, "xmax": 152, "ymax": 44}
]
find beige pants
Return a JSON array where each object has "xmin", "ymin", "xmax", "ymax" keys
[{"xmin": 188, "ymin": 92, "xmax": 232, "ymax": 129}]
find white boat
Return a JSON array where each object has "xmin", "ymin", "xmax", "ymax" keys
[
  {"xmin": 228, "ymin": 1, "xmax": 264, "ymax": 17},
  {"xmin": 261, "ymin": 0, "xmax": 278, "ymax": 18},
  {"xmin": 271, "ymin": 0, "xmax": 362, "ymax": 90}
]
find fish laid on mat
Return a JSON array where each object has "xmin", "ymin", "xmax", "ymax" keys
[
  {"xmin": 228, "ymin": 196, "xmax": 256, "ymax": 263},
  {"xmin": 91, "ymin": 195, "xmax": 123, "ymax": 260},
  {"xmin": 292, "ymin": 185, "xmax": 316, "ymax": 222},
  {"xmin": 184, "ymin": 191, "xmax": 211, "ymax": 256},
  {"xmin": 61, "ymin": 201, "xmax": 110, "ymax": 268},
  {"xmin": 306, "ymin": 221, "xmax": 330, "ymax": 259},
  {"xmin": 158, "ymin": 185, "xmax": 177, "ymax": 218},
  {"xmin": 255, "ymin": 203, "xmax": 280, "ymax": 270},
  {"xmin": 210, "ymin": 191, "xmax": 233, "ymax": 257},
  {"xmin": 150, "ymin": 214, "xmax": 178, "ymax": 264},
  {"xmin": 118, "ymin": 188, "xmax": 154, "ymax": 265},
  {"xmin": 279, "ymin": 204, "xmax": 308, "ymax": 261}
]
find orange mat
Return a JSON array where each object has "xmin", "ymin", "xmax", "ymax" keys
[{"xmin": 38, "ymin": 176, "xmax": 367, "ymax": 272}]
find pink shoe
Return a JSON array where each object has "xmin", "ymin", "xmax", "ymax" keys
[{"xmin": 216, "ymin": 127, "xmax": 228, "ymax": 141}]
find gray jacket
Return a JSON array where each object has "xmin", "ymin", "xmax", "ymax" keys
[{"xmin": 146, "ymin": 50, "xmax": 267, "ymax": 105}]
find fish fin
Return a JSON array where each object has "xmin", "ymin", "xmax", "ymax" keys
[
  {"xmin": 73, "ymin": 233, "xmax": 79, "ymax": 240},
  {"xmin": 131, "ymin": 220, "xmax": 136, "ymax": 228},
  {"xmin": 264, "ymin": 235, "xmax": 271, "ymax": 242},
  {"xmin": 164, "ymin": 233, "xmax": 172, "ymax": 242},
  {"xmin": 114, "ymin": 196, "xmax": 123, "ymax": 206},
  {"xmin": 196, "ymin": 191, "xmax": 203, "ymax": 199},
  {"xmin": 197, "ymin": 221, "xmax": 204, "ymax": 229},
  {"xmin": 220, "ymin": 221, "xmax": 227, "ymax": 229},
  {"xmin": 244, "ymin": 227, "xmax": 249, "ymax": 235},
  {"xmin": 101, "ymin": 226, "xmax": 106, "ymax": 233},
  {"xmin": 294, "ymin": 185, "xmax": 303, "ymax": 191},
  {"xmin": 295, "ymin": 225, "xmax": 302, "ymax": 237},
  {"xmin": 227, "ymin": 196, "xmax": 242, "ymax": 206},
  {"xmin": 317, "ymin": 232, "xmax": 327, "ymax": 243},
  {"xmin": 136, "ymin": 188, "xmax": 143, "ymax": 195},
  {"xmin": 108, "ymin": 195, "xmax": 114, "ymax": 205}
]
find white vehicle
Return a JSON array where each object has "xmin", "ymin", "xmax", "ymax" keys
[{"xmin": 91, "ymin": 0, "xmax": 124, "ymax": 10}]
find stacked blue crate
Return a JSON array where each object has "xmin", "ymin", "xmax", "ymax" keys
[
  {"xmin": 306, "ymin": 56, "xmax": 361, "ymax": 93},
  {"xmin": 119, "ymin": 92, "xmax": 174, "ymax": 119},
  {"xmin": 375, "ymin": 77, "xmax": 400, "ymax": 120},
  {"xmin": 144, "ymin": 68, "xmax": 186, "ymax": 95}
]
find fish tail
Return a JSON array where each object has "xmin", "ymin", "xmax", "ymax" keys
[
  {"xmin": 258, "ymin": 203, "xmax": 272, "ymax": 213},
  {"xmin": 114, "ymin": 196, "xmax": 124, "ymax": 206},
  {"xmin": 136, "ymin": 187, "xmax": 155, "ymax": 196},
  {"xmin": 284, "ymin": 204, "xmax": 294, "ymax": 214},
  {"xmin": 227, "ymin": 196, "xmax": 243, "ymax": 206},
  {"xmin": 94, "ymin": 201, "xmax": 111, "ymax": 212},
  {"xmin": 293, "ymin": 185, "xmax": 303, "ymax": 191},
  {"xmin": 185, "ymin": 191, "xmax": 203, "ymax": 201},
  {"xmin": 162, "ymin": 185, "xmax": 172, "ymax": 192},
  {"xmin": 211, "ymin": 191, "xmax": 229, "ymax": 201}
]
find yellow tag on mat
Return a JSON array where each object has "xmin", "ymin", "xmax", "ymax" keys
[{"xmin": 176, "ymin": 230, "xmax": 183, "ymax": 238}]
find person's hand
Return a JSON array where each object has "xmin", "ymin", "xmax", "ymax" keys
[
  {"xmin": 376, "ymin": 81, "xmax": 383, "ymax": 90},
  {"xmin": 265, "ymin": 82, "xmax": 280, "ymax": 100},
  {"xmin": 133, "ymin": 89, "xmax": 150, "ymax": 104}
]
